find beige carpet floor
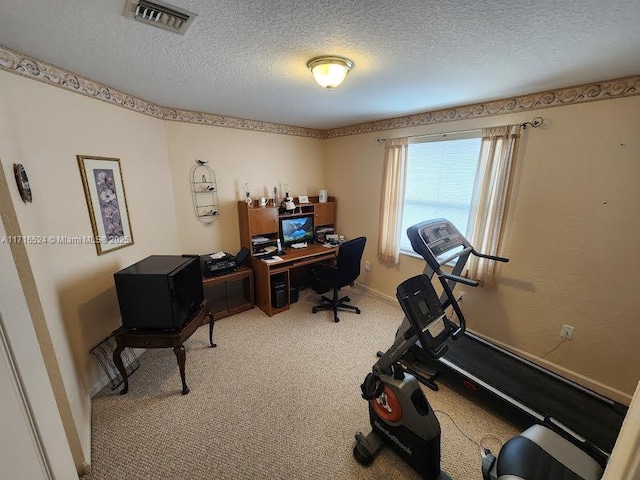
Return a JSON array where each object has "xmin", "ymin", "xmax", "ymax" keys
[{"xmin": 88, "ymin": 287, "xmax": 522, "ymax": 479}]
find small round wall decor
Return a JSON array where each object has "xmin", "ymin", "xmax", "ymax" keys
[{"xmin": 14, "ymin": 163, "xmax": 32, "ymax": 203}]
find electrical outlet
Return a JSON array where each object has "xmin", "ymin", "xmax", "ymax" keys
[
  {"xmin": 560, "ymin": 325, "xmax": 574, "ymax": 339},
  {"xmin": 364, "ymin": 260, "xmax": 371, "ymax": 272}
]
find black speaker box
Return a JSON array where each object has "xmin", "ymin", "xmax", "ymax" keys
[{"xmin": 235, "ymin": 247, "xmax": 250, "ymax": 266}]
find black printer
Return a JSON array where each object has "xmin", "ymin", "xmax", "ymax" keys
[{"xmin": 200, "ymin": 252, "xmax": 238, "ymax": 277}]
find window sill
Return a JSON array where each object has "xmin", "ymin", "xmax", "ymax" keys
[{"xmin": 400, "ymin": 249, "xmax": 422, "ymax": 260}]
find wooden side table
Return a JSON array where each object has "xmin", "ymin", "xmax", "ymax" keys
[{"xmin": 112, "ymin": 300, "xmax": 215, "ymax": 395}]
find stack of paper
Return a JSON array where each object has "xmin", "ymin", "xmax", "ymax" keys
[
  {"xmin": 263, "ymin": 256, "xmax": 282, "ymax": 263},
  {"xmin": 252, "ymin": 236, "xmax": 271, "ymax": 245}
]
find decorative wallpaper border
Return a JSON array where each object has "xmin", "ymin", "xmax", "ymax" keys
[
  {"xmin": 0, "ymin": 45, "xmax": 321, "ymax": 139},
  {"xmin": 160, "ymin": 106, "xmax": 321, "ymax": 138},
  {"xmin": 1, "ymin": 44, "xmax": 638, "ymax": 139},
  {"xmin": 323, "ymin": 76, "xmax": 640, "ymax": 138}
]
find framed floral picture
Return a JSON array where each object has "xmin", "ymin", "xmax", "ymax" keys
[{"xmin": 77, "ymin": 155, "xmax": 134, "ymax": 255}]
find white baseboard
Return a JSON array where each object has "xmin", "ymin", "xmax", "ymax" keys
[
  {"xmin": 352, "ymin": 282, "xmax": 399, "ymax": 308},
  {"xmin": 89, "ymin": 372, "xmax": 112, "ymax": 398},
  {"xmin": 89, "ymin": 346, "xmax": 144, "ymax": 398},
  {"xmin": 79, "ymin": 386, "xmax": 93, "ymax": 476}
]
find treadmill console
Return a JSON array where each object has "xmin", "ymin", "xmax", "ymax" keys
[
  {"xmin": 407, "ymin": 219, "xmax": 468, "ymax": 269},
  {"xmin": 396, "ymin": 275, "xmax": 450, "ymax": 357}
]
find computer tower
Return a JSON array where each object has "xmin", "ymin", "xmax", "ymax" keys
[
  {"xmin": 271, "ymin": 279, "xmax": 288, "ymax": 308},
  {"xmin": 114, "ymin": 255, "xmax": 204, "ymax": 330},
  {"xmin": 289, "ymin": 285, "xmax": 299, "ymax": 304}
]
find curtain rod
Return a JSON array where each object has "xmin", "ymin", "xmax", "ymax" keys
[{"xmin": 375, "ymin": 116, "xmax": 544, "ymax": 143}]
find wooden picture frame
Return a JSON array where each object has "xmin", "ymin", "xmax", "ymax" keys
[{"xmin": 77, "ymin": 155, "xmax": 134, "ymax": 255}]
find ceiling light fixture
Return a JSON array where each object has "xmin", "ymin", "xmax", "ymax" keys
[{"xmin": 306, "ymin": 56, "xmax": 354, "ymax": 89}]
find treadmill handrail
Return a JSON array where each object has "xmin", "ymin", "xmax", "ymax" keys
[
  {"xmin": 439, "ymin": 272, "xmax": 479, "ymax": 287},
  {"xmin": 471, "ymin": 249, "xmax": 509, "ymax": 263},
  {"xmin": 435, "ymin": 245, "xmax": 473, "ymax": 267}
]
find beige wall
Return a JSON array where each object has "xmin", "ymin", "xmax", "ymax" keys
[
  {"xmin": 0, "ymin": 70, "xmax": 181, "ymax": 463},
  {"xmin": 324, "ymin": 96, "xmax": 640, "ymax": 403},
  {"xmin": 165, "ymin": 122, "xmax": 325, "ymax": 255}
]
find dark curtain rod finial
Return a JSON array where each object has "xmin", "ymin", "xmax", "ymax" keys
[{"xmin": 521, "ymin": 117, "xmax": 544, "ymax": 130}]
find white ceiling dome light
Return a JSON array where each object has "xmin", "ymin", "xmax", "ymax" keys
[{"xmin": 306, "ymin": 56, "xmax": 354, "ymax": 90}]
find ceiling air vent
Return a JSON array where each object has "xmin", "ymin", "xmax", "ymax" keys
[{"xmin": 124, "ymin": 0, "xmax": 197, "ymax": 34}]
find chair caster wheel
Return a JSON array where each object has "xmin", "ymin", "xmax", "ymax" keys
[
  {"xmin": 356, "ymin": 308, "xmax": 361, "ymax": 314},
  {"xmin": 334, "ymin": 316, "xmax": 340, "ymax": 322},
  {"xmin": 344, "ymin": 296, "xmax": 350, "ymax": 302},
  {"xmin": 312, "ymin": 307, "xmax": 317, "ymax": 313}
]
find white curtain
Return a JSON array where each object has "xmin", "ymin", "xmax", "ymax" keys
[
  {"xmin": 378, "ymin": 138, "xmax": 409, "ymax": 264},
  {"xmin": 466, "ymin": 125, "xmax": 521, "ymax": 284}
]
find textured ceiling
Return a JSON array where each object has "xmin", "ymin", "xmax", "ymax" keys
[{"xmin": 0, "ymin": 0, "xmax": 639, "ymax": 130}]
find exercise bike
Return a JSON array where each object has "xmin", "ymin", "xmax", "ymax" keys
[{"xmin": 353, "ymin": 270, "xmax": 467, "ymax": 479}]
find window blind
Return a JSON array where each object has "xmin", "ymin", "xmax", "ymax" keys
[{"xmin": 401, "ymin": 136, "xmax": 482, "ymax": 252}]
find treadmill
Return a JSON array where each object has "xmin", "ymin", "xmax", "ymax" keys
[{"xmin": 395, "ymin": 218, "xmax": 627, "ymax": 459}]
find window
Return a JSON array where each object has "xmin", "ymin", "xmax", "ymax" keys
[
  {"xmin": 400, "ymin": 132, "xmax": 482, "ymax": 254},
  {"xmin": 379, "ymin": 125, "xmax": 519, "ymax": 281}
]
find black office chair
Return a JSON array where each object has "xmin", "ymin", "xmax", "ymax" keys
[{"xmin": 311, "ymin": 237, "xmax": 366, "ymax": 322}]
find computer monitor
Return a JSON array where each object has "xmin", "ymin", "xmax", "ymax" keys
[{"xmin": 280, "ymin": 214, "xmax": 315, "ymax": 247}]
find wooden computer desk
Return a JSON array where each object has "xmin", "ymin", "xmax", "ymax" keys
[{"xmin": 251, "ymin": 243, "xmax": 339, "ymax": 316}]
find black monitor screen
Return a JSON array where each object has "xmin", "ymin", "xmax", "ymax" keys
[{"xmin": 280, "ymin": 215, "xmax": 314, "ymax": 246}]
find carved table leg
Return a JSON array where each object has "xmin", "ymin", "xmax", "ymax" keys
[
  {"xmin": 173, "ymin": 345, "xmax": 189, "ymax": 395},
  {"xmin": 113, "ymin": 344, "xmax": 129, "ymax": 395}
]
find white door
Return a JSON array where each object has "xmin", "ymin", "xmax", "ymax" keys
[
  {"xmin": 0, "ymin": 330, "xmax": 50, "ymax": 480},
  {"xmin": 0, "ymin": 216, "xmax": 77, "ymax": 479}
]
